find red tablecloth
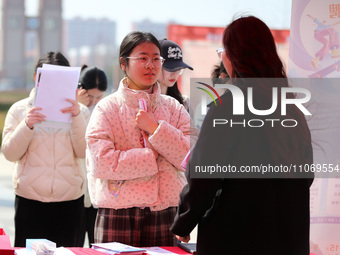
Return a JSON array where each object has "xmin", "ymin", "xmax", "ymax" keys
[{"xmin": 68, "ymin": 246, "xmax": 191, "ymax": 255}]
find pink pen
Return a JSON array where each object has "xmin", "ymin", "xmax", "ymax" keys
[
  {"xmin": 138, "ymin": 98, "xmax": 147, "ymax": 147},
  {"xmin": 181, "ymin": 146, "xmax": 194, "ymax": 170}
]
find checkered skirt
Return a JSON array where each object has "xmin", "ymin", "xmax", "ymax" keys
[{"xmin": 95, "ymin": 207, "xmax": 177, "ymax": 247}]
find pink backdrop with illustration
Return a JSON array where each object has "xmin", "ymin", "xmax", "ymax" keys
[{"xmin": 289, "ymin": 0, "xmax": 340, "ymax": 254}]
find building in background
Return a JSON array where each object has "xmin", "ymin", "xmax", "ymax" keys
[
  {"xmin": 65, "ymin": 17, "xmax": 116, "ymax": 50},
  {"xmin": 133, "ymin": 19, "xmax": 168, "ymax": 40},
  {"xmin": 0, "ymin": 2, "xmax": 288, "ymax": 92},
  {"xmin": 0, "ymin": 0, "xmax": 119, "ymax": 90},
  {"xmin": 167, "ymin": 24, "xmax": 290, "ymax": 97},
  {"xmin": 64, "ymin": 17, "xmax": 117, "ymax": 68},
  {"xmin": 0, "ymin": 0, "xmax": 26, "ymax": 89},
  {"xmin": 38, "ymin": 0, "xmax": 62, "ymax": 55},
  {"xmin": 64, "ymin": 17, "xmax": 118, "ymax": 91},
  {"xmin": 0, "ymin": 0, "xmax": 62, "ymax": 89}
]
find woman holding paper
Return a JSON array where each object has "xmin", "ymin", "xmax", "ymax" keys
[
  {"xmin": 86, "ymin": 31, "xmax": 198, "ymax": 247},
  {"xmin": 2, "ymin": 52, "xmax": 90, "ymax": 247}
]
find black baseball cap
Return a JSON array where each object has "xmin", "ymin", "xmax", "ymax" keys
[{"xmin": 159, "ymin": 38, "xmax": 194, "ymax": 72}]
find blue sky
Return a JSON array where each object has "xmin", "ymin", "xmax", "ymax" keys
[{"xmin": 9, "ymin": 0, "xmax": 292, "ymax": 43}]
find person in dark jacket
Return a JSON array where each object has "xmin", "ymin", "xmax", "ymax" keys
[{"xmin": 171, "ymin": 16, "xmax": 314, "ymax": 255}]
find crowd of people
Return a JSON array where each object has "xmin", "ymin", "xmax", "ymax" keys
[{"xmin": 1, "ymin": 16, "xmax": 313, "ymax": 255}]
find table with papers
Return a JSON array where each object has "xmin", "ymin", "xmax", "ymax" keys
[
  {"xmin": 68, "ymin": 246, "xmax": 191, "ymax": 255},
  {"xmin": 14, "ymin": 246, "xmax": 191, "ymax": 255}
]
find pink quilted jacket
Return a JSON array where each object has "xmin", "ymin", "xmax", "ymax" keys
[{"xmin": 86, "ymin": 78, "xmax": 198, "ymax": 211}]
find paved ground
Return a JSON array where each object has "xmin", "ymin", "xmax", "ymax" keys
[
  {"xmin": 0, "ymin": 152, "xmax": 15, "ymax": 246},
  {"xmin": 0, "ymin": 152, "xmax": 197, "ymax": 247}
]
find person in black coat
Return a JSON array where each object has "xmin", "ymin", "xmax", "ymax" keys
[{"xmin": 170, "ymin": 16, "xmax": 314, "ymax": 255}]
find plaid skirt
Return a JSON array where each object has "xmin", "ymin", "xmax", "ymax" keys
[{"xmin": 95, "ymin": 207, "xmax": 177, "ymax": 247}]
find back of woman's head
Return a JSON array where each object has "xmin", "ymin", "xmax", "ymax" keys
[
  {"xmin": 223, "ymin": 17, "xmax": 310, "ymax": 169},
  {"xmin": 79, "ymin": 66, "xmax": 108, "ymax": 91},
  {"xmin": 34, "ymin": 52, "xmax": 70, "ymax": 73},
  {"xmin": 119, "ymin": 31, "xmax": 161, "ymax": 66},
  {"xmin": 223, "ymin": 16, "xmax": 286, "ymax": 78}
]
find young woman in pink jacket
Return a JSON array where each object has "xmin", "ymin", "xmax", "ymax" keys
[{"xmin": 86, "ymin": 31, "xmax": 198, "ymax": 247}]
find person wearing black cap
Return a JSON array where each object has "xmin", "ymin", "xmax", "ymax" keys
[{"xmin": 158, "ymin": 39, "xmax": 193, "ymax": 112}]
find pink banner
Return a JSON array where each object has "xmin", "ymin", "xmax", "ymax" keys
[{"xmin": 289, "ymin": 1, "xmax": 340, "ymax": 254}]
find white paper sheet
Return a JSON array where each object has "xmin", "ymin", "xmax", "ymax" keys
[
  {"xmin": 34, "ymin": 65, "xmax": 81, "ymax": 125},
  {"xmin": 15, "ymin": 247, "xmax": 76, "ymax": 255},
  {"xmin": 42, "ymin": 64, "xmax": 81, "ymax": 72},
  {"xmin": 143, "ymin": 247, "xmax": 178, "ymax": 254}
]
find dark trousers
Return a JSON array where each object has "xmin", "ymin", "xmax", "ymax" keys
[
  {"xmin": 14, "ymin": 195, "xmax": 84, "ymax": 247},
  {"xmin": 77, "ymin": 206, "xmax": 98, "ymax": 247}
]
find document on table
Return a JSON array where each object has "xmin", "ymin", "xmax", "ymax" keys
[
  {"xmin": 143, "ymin": 247, "xmax": 178, "ymax": 254},
  {"xmin": 91, "ymin": 242, "xmax": 146, "ymax": 254},
  {"xmin": 34, "ymin": 64, "xmax": 81, "ymax": 126},
  {"xmin": 15, "ymin": 247, "xmax": 76, "ymax": 255}
]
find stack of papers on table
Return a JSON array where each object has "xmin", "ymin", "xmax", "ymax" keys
[{"xmin": 91, "ymin": 242, "xmax": 146, "ymax": 254}]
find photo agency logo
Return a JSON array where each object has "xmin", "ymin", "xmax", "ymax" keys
[
  {"xmin": 196, "ymin": 82, "xmax": 223, "ymax": 108},
  {"xmin": 196, "ymin": 80, "xmax": 312, "ymax": 128}
]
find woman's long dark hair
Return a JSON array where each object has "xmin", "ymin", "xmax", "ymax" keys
[
  {"xmin": 166, "ymin": 81, "xmax": 184, "ymax": 105},
  {"xmin": 223, "ymin": 16, "xmax": 286, "ymax": 79},
  {"xmin": 222, "ymin": 16, "xmax": 289, "ymax": 103},
  {"xmin": 222, "ymin": 16, "xmax": 312, "ymax": 172}
]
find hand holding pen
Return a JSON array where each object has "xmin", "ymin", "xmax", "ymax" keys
[{"xmin": 135, "ymin": 99, "xmax": 158, "ymax": 135}]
